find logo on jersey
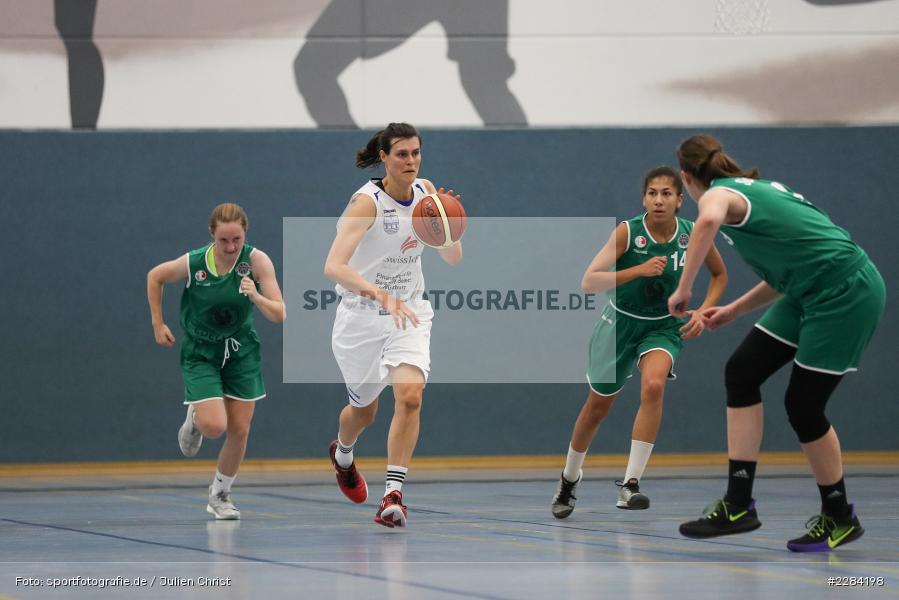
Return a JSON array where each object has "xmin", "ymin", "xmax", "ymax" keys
[
  {"xmin": 678, "ymin": 233, "xmax": 689, "ymax": 249},
  {"xmin": 195, "ymin": 270, "xmax": 207, "ymax": 282},
  {"xmin": 720, "ymin": 232, "xmax": 735, "ymax": 246},
  {"xmin": 383, "ymin": 209, "xmax": 400, "ymax": 235},
  {"xmin": 401, "ymin": 235, "xmax": 418, "ymax": 254},
  {"xmin": 235, "ymin": 262, "xmax": 251, "ymax": 277},
  {"xmin": 212, "ymin": 306, "xmax": 239, "ymax": 326},
  {"xmin": 641, "ymin": 279, "xmax": 668, "ymax": 303},
  {"xmin": 635, "ymin": 236, "xmax": 647, "ymax": 249}
]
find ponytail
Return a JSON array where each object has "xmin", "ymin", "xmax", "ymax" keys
[
  {"xmin": 355, "ymin": 129, "xmax": 385, "ymax": 169},
  {"xmin": 677, "ymin": 134, "xmax": 759, "ymax": 187}
]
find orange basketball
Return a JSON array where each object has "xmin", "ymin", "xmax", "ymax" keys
[{"xmin": 412, "ymin": 193, "xmax": 467, "ymax": 248}]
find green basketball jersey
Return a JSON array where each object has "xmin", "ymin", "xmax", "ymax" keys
[
  {"xmin": 180, "ymin": 244, "xmax": 257, "ymax": 342},
  {"xmin": 711, "ymin": 178, "xmax": 867, "ymax": 297},
  {"xmin": 612, "ymin": 215, "xmax": 694, "ymax": 319}
]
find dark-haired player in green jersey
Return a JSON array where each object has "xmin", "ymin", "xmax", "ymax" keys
[
  {"xmin": 670, "ymin": 134, "xmax": 885, "ymax": 552},
  {"xmin": 147, "ymin": 203, "xmax": 286, "ymax": 520},
  {"xmin": 552, "ymin": 166, "xmax": 727, "ymax": 518}
]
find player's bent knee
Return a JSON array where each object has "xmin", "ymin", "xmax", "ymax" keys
[
  {"xmin": 725, "ymin": 356, "xmax": 764, "ymax": 408},
  {"xmin": 394, "ymin": 386, "xmax": 423, "ymax": 413},
  {"xmin": 641, "ymin": 378, "xmax": 666, "ymax": 402},
  {"xmin": 200, "ymin": 421, "xmax": 227, "ymax": 439},
  {"xmin": 785, "ymin": 400, "xmax": 831, "ymax": 444}
]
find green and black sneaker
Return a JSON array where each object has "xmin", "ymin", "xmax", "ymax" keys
[
  {"xmin": 787, "ymin": 506, "xmax": 864, "ymax": 552},
  {"xmin": 679, "ymin": 499, "xmax": 762, "ymax": 538}
]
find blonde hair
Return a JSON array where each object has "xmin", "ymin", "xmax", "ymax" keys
[{"xmin": 209, "ymin": 203, "xmax": 248, "ymax": 232}]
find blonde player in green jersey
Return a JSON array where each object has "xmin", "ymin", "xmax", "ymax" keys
[
  {"xmin": 147, "ymin": 203, "xmax": 286, "ymax": 520},
  {"xmin": 670, "ymin": 134, "xmax": 885, "ymax": 552},
  {"xmin": 552, "ymin": 166, "xmax": 727, "ymax": 518}
]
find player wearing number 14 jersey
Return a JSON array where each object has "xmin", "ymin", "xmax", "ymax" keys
[{"xmin": 552, "ymin": 166, "xmax": 728, "ymax": 518}]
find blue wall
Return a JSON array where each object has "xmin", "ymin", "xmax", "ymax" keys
[{"xmin": 1, "ymin": 127, "xmax": 895, "ymax": 462}]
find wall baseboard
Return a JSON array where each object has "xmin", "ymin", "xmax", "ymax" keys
[{"xmin": 1, "ymin": 451, "xmax": 896, "ymax": 477}]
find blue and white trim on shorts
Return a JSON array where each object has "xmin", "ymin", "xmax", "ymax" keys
[{"xmin": 346, "ymin": 386, "xmax": 363, "ymax": 406}]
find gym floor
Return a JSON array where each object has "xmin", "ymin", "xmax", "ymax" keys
[{"xmin": 2, "ymin": 460, "xmax": 898, "ymax": 599}]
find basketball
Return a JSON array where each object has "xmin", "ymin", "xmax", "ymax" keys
[{"xmin": 411, "ymin": 193, "xmax": 467, "ymax": 248}]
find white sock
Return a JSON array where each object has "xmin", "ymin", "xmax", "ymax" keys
[
  {"xmin": 335, "ymin": 436, "xmax": 355, "ymax": 468},
  {"xmin": 385, "ymin": 465, "xmax": 408, "ymax": 495},
  {"xmin": 563, "ymin": 444, "xmax": 586, "ymax": 482},
  {"xmin": 623, "ymin": 440, "xmax": 654, "ymax": 483},
  {"xmin": 211, "ymin": 470, "xmax": 236, "ymax": 496}
]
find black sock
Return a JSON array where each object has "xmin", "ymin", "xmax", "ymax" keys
[
  {"xmin": 724, "ymin": 459, "xmax": 757, "ymax": 508},
  {"xmin": 818, "ymin": 478, "xmax": 851, "ymax": 520}
]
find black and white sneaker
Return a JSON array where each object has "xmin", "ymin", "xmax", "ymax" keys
[
  {"xmin": 616, "ymin": 478, "xmax": 650, "ymax": 510},
  {"xmin": 551, "ymin": 472, "xmax": 581, "ymax": 519}
]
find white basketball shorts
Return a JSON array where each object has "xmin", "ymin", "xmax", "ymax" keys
[{"xmin": 331, "ymin": 298, "xmax": 433, "ymax": 407}]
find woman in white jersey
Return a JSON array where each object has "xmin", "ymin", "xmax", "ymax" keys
[{"xmin": 324, "ymin": 122, "xmax": 463, "ymax": 528}]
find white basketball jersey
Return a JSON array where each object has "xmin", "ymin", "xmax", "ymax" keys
[{"xmin": 336, "ymin": 178, "xmax": 428, "ymax": 303}]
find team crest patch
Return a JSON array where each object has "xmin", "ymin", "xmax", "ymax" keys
[
  {"xmin": 678, "ymin": 233, "xmax": 689, "ymax": 249},
  {"xmin": 383, "ymin": 209, "xmax": 400, "ymax": 235},
  {"xmin": 635, "ymin": 235, "xmax": 647, "ymax": 249},
  {"xmin": 236, "ymin": 262, "xmax": 251, "ymax": 277},
  {"xmin": 195, "ymin": 270, "xmax": 207, "ymax": 282}
]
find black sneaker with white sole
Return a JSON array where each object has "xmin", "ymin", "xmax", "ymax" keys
[{"xmin": 551, "ymin": 472, "xmax": 580, "ymax": 519}]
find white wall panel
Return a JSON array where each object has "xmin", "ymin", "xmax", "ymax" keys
[{"xmin": 1, "ymin": 0, "xmax": 896, "ymax": 127}]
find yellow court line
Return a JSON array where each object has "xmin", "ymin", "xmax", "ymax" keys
[{"xmin": 0, "ymin": 451, "xmax": 896, "ymax": 478}]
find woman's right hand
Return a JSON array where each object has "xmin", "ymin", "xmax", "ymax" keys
[
  {"xmin": 699, "ymin": 304, "xmax": 738, "ymax": 331},
  {"xmin": 378, "ymin": 293, "xmax": 420, "ymax": 330},
  {"xmin": 639, "ymin": 256, "xmax": 668, "ymax": 277},
  {"xmin": 153, "ymin": 323, "xmax": 176, "ymax": 346}
]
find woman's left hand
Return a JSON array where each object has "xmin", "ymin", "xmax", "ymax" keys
[{"xmin": 437, "ymin": 187, "xmax": 461, "ymax": 202}]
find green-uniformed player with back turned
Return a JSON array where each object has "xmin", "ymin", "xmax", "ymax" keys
[
  {"xmin": 669, "ymin": 134, "xmax": 886, "ymax": 552},
  {"xmin": 551, "ymin": 166, "xmax": 728, "ymax": 518},
  {"xmin": 147, "ymin": 203, "xmax": 286, "ymax": 520}
]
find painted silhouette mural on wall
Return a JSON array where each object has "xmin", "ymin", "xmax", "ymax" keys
[
  {"xmin": 40, "ymin": 0, "xmax": 895, "ymax": 129},
  {"xmin": 54, "ymin": 0, "xmax": 103, "ymax": 129},
  {"xmin": 293, "ymin": 0, "xmax": 527, "ymax": 128}
]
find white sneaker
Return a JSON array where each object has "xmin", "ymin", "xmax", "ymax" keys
[
  {"xmin": 616, "ymin": 478, "xmax": 650, "ymax": 510},
  {"xmin": 178, "ymin": 404, "xmax": 202, "ymax": 457},
  {"xmin": 206, "ymin": 486, "xmax": 240, "ymax": 520}
]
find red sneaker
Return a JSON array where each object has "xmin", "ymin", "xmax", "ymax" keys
[
  {"xmin": 328, "ymin": 440, "xmax": 368, "ymax": 504},
  {"xmin": 374, "ymin": 491, "xmax": 407, "ymax": 528}
]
